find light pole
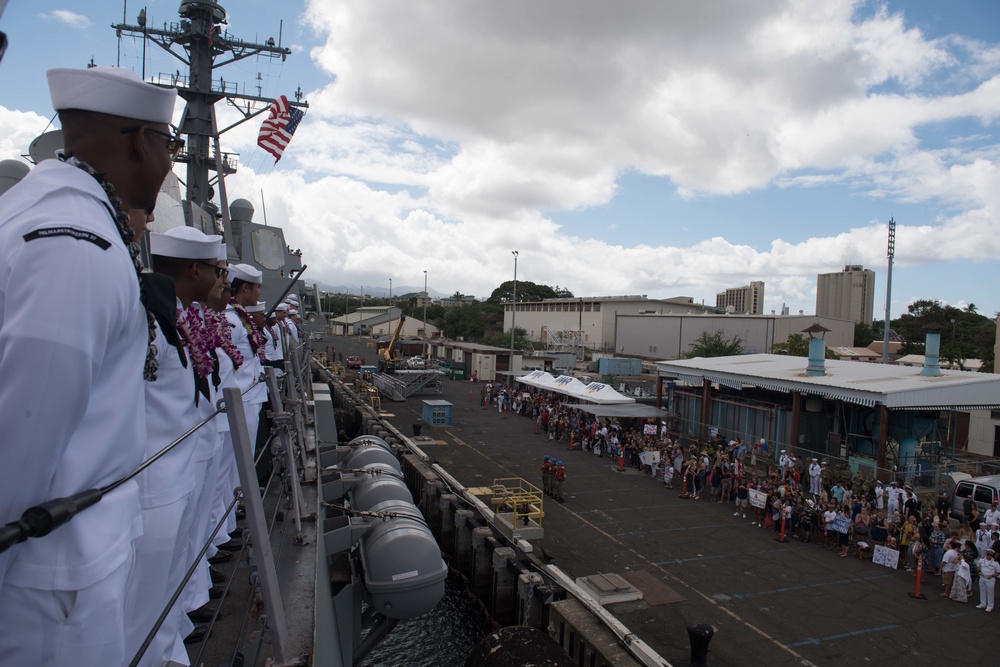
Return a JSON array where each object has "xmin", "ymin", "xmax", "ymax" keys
[
  {"xmin": 389, "ymin": 278, "xmax": 392, "ymax": 304},
  {"xmin": 423, "ymin": 270, "xmax": 428, "ymax": 360},
  {"xmin": 510, "ymin": 250, "xmax": 518, "ymax": 387}
]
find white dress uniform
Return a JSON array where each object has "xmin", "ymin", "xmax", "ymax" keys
[
  {"xmin": 978, "ymin": 555, "xmax": 999, "ymax": 611},
  {"xmin": 124, "ymin": 309, "xmax": 216, "ymax": 666},
  {"xmin": 0, "ymin": 159, "xmax": 148, "ymax": 667},
  {"xmin": 264, "ymin": 321, "xmax": 285, "ymax": 375},
  {"xmin": 223, "ymin": 301, "xmax": 268, "ymax": 522},
  {"xmin": 124, "ymin": 227, "xmax": 222, "ymax": 667},
  {"xmin": 808, "ymin": 462, "xmax": 822, "ymax": 496}
]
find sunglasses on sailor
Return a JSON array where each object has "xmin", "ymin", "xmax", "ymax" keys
[
  {"xmin": 195, "ymin": 261, "xmax": 228, "ymax": 279},
  {"xmin": 121, "ymin": 125, "xmax": 185, "ymax": 159}
]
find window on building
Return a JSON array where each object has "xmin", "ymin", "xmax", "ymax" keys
[
  {"xmin": 543, "ymin": 304, "xmax": 549, "ymax": 312},
  {"xmin": 593, "ymin": 303, "xmax": 601, "ymax": 312},
  {"xmin": 584, "ymin": 303, "xmax": 592, "ymax": 312}
]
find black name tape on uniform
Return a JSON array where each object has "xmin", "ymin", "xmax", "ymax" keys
[{"xmin": 23, "ymin": 226, "xmax": 112, "ymax": 250}]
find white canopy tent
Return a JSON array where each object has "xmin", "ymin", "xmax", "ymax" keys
[
  {"xmin": 517, "ymin": 370, "xmax": 557, "ymax": 390},
  {"xmin": 571, "ymin": 382, "xmax": 636, "ymax": 405},
  {"xmin": 517, "ymin": 372, "xmax": 635, "ymax": 405}
]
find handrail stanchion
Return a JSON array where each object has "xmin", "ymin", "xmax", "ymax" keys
[
  {"xmin": 264, "ymin": 368, "xmax": 306, "ymax": 541},
  {"xmin": 224, "ymin": 386, "xmax": 296, "ymax": 663}
]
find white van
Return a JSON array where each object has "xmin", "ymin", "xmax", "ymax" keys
[{"xmin": 950, "ymin": 475, "xmax": 1000, "ymax": 521}]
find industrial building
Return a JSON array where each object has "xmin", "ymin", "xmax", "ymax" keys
[
  {"xmin": 654, "ymin": 331, "xmax": 1000, "ymax": 478},
  {"xmin": 816, "ymin": 265, "xmax": 876, "ymax": 325},
  {"xmin": 715, "ymin": 280, "xmax": 765, "ymax": 315},
  {"xmin": 613, "ymin": 313, "xmax": 855, "ymax": 360},
  {"xmin": 502, "ymin": 295, "xmax": 719, "ymax": 354}
]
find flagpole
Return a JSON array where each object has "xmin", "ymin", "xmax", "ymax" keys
[{"xmin": 261, "ymin": 189, "xmax": 268, "ymax": 226}]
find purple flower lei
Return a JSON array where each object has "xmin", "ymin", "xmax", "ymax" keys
[
  {"xmin": 177, "ymin": 304, "xmax": 215, "ymax": 378},
  {"xmin": 205, "ymin": 306, "xmax": 244, "ymax": 369},
  {"xmin": 230, "ymin": 298, "xmax": 267, "ymax": 363}
]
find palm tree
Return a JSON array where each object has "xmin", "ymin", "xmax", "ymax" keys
[{"xmin": 965, "ymin": 303, "xmax": 978, "ymax": 314}]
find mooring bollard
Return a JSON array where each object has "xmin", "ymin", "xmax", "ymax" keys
[{"xmin": 687, "ymin": 622, "xmax": 715, "ymax": 667}]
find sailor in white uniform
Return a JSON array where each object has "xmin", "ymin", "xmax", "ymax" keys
[
  {"xmin": 208, "ymin": 265, "xmax": 266, "ymax": 551},
  {"xmin": 808, "ymin": 458, "xmax": 822, "ymax": 497},
  {"xmin": 263, "ymin": 303, "xmax": 288, "ymax": 375},
  {"xmin": 176, "ymin": 244, "xmax": 238, "ymax": 642},
  {"xmin": 123, "ymin": 226, "xmax": 223, "ymax": 666},
  {"xmin": 778, "ymin": 450, "xmax": 790, "ymax": 478},
  {"xmin": 0, "ymin": 66, "xmax": 176, "ymax": 667}
]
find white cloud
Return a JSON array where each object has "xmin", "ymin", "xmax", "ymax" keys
[
  {"xmin": 39, "ymin": 10, "xmax": 92, "ymax": 28},
  {"xmin": 8, "ymin": 1, "xmax": 1000, "ymax": 317}
]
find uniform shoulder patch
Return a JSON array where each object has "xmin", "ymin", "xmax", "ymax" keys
[{"xmin": 23, "ymin": 226, "xmax": 112, "ymax": 250}]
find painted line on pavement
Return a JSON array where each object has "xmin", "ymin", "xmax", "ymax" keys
[
  {"xmin": 656, "ymin": 546, "xmax": 786, "ymax": 566},
  {"xmin": 729, "ymin": 573, "xmax": 895, "ymax": 600}
]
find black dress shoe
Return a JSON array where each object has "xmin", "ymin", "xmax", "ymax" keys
[
  {"xmin": 208, "ymin": 584, "xmax": 225, "ymax": 600},
  {"xmin": 187, "ymin": 604, "xmax": 219, "ymax": 623},
  {"xmin": 217, "ymin": 537, "xmax": 243, "ymax": 551},
  {"xmin": 235, "ymin": 509, "xmax": 246, "ymax": 520},
  {"xmin": 210, "ymin": 566, "xmax": 226, "ymax": 584},
  {"xmin": 208, "ymin": 550, "xmax": 232, "ymax": 565},
  {"xmin": 183, "ymin": 624, "xmax": 211, "ymax": 644}
]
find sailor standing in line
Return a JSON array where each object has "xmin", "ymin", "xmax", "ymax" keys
[
  {"xmin": 0, "ymin": 66, "xmax": 176, "ymax": 667},
  {"xmin": 217, "ymin": 265, "xmax": 267, "ymax": 544},
  {"xmin": 123, "ymin": 226, "xmax": 223, "ymax": 666},
  {"xmin": 177, "ymin": 244, "xmax": 241, "ymax": 636},
  {"xmin": 978, "ymin": 549, "xmax": 999, "ymax": 612}
]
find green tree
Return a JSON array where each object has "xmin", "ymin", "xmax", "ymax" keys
[
  {"xmin": 487, "ymin": 280, "xmax": 571, "ymax": 304},
  {"xmin": 483, "ymin": 326, "xmax": 533, "ymax": 354},
  {"xmin": 772, "ymin": 333, "xmax": 837, "ymax": 358},
  {"xmin": 683, "ymin": 330, "xmax": 744, "ymax": 358}
]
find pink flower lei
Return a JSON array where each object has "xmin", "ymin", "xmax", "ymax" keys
[
  {"xmin": 204, "ymin": 306, "xmax": 244, "ymax": 370},
  {"xmin": 230, "ymin": 298, "xmax": 267, "ymax": 363},
  {"xmin": 176, "ymin": 304, "xmax": 216, "ymax": 378}
]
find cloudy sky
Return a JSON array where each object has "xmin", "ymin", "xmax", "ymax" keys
[{"xmin": 3, "ymin": 0, "xmax": 1000, "ymax": 318}]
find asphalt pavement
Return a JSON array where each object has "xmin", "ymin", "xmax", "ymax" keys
[{"xmin": 327, "ymin": 335, "xmax": 998, "ymax": 667}]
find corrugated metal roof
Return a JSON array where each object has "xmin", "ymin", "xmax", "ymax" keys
[{"xmin": 656, "ymin": 353, "xmax": 1000, "ymax": 409}]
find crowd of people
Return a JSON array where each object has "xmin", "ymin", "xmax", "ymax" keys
[
  {"xmin": 0, "ymin": 67, "xmax": 305, "ymax": 666},
  {"xmin": 480, "ymin": 380, "xmax": 1000, "ymax": 612}
]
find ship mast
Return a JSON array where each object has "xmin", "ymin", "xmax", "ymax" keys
[{"xmin": 112, "ymin": 0, "xmax": 307, "ymax": 253}]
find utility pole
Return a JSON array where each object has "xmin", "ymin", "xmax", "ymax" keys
[
  {"xmin": 510, "ymin": 251, "xmax": 519, "ymax": 387},
  {"xmin": 882, "ymin": 218, "xmax": 895, "ymax": 364},
  {"xmin": 423, "ymin": 270, "xmax": 428, "ymax": 360}
]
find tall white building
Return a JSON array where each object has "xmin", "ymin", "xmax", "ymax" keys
[
  {"xmin": 716, "ymin": 281, "xmax": 764, "ymax": 315},
  {"xmin": 816, "ymin": 265, "xmax": 876, "ymax": 325}
]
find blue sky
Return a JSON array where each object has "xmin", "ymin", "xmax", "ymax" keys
[{"xmin": 2, "ymin": 0, "xmax": 1000, "ymax": 323}]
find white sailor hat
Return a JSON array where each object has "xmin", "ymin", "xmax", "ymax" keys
[
  {"xmin": 287, "ymin": 293, "xmax": 299, "ymax": 301},
  {"xmin": 289, "ymin": 309, "xmax": 299, "ymax": 316},
  {"xmin": 781, "ymin": 449, "xmax": 786, "ymax": 453},
  {"xmin": 811, "ymin": 458, "xmax": 818, "ymax": 461},
  {"xmin": 217, "ymin": 244, "xmax": 228, "ymax": 262},
  {"xmin": 47, "ymin": 66, "xmax": 177, "ymax": 124},
  {"xmin": 247, "ymin": 301, "xmax": 266, "ymax": 313},
  {"xmin": 275, "ymin": 303, "xmax": 290, "ymax": 312},
  {"xmin": 150, "ymin": 226, "xmax": 222, "ymax": 260},
  {"xmin": 229, "ymin": 263, "xmax": 263, "ymax": 284}
]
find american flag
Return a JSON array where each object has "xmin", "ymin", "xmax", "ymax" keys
[{"xmin": 257, "ymin": 95, "xmax": 304, "ymax": 162}]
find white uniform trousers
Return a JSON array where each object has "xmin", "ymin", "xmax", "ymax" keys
[
  {"xmin": 0, "ymin": 544, "xmax": 134, "ymax": 667},
  {"xmin": 210, "ymin": 430, "xmax": 239, "ymax": 548},
  {"xmin": 980, "ymin": 577, "xmax": 996, "ymax": 610},
  {"xmin": 123, "ymin": 492, "xmax": 193, "ymax": 667},
  {"xmin": 180, "ymin": 455, "xmax": 216, "ymax": 618}
]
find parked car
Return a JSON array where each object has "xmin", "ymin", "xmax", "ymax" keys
[
  {"xmin": 949, "ymin": 474, "xmax": 1000, "ymax": 521},
  {"xmin": 406, "ymin": 356, "xmax": 426, "ymax": 370},
  {"xmin": 346, "ymin": 355, "xmax": 363, "ymax": 369}
]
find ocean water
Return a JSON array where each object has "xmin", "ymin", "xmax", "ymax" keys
[{"xmin": 358, "ymin": 574, "xmax": 492, "ymax": 667}]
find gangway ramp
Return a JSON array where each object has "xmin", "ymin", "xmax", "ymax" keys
[{"xmin": 372, "ymin": 369, "xmax": 446, "ymax": 401}]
